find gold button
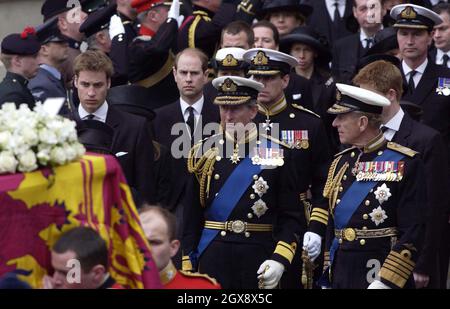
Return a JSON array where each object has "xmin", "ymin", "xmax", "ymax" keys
[
  {"xmin": 216, "ymin": 156, "xmax": 222, "ymax": 161},
  {"xmin": 289, "ymin": 113, "xmax": 295, "ymax": 119},
  {"xmin": 220, "ymin": 231, "xmax": 226, "ymax": 236},
  {"xmin": 363, "ymin": 214, "xmax": 369, "ymax": 220},
  {"xmin": 253, "ymin": 175, "xmax": 259, "ymax": 180},
  {"xmin": 362, "ymin": 226, "xmax": 368, "ymax": 230},
  {"xmin": 245, "ymin": 232, "xmax": 251, "ymax": 238},
  {"xmin": 365, "ymin": 200, "xmax": 370, "ymax": 206},
  {"xmin": 219, "ymin": 139, "xmax": 224, "ymax": 145},
  {"xmin": 256, "ymin": 140, "xmax": 261, "ymax": 145},
  {"xmin": 378, "ymin": 151, "xmax": 383, "ymax": 156},
  {"xmin": 351, "ymin": 152, "xmax": 355, "ymax": 158},
  {"xmin": 343, "ymin": 175, "xmax": 347, "ymax": 181},
  {"xmin": 338, "ymin": 239, "xmax": 343, "ymax": 244},
  {"xmin": 250, "ymin": 194, "xmax": 256, "ymax": 200},
  {"xmin": 360, "ymin": 239, "xmax": 366, "ymax": 245},
  {"xmin": 214, "ymin": 174, "xmax": 220, "ymax": 180},
  {"xmin": 339, "ymin": 186, "xmax": 343, "ymax": 192},
  {"xmin": 247, "ymin": 213, "xmax": 253, "ymax": 219},
  {"xmin": 336, "ymin": 199, "xmax": 341, "ymax": 204}
]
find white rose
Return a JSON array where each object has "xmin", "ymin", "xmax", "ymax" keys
[
  {"xmin": 50, "ymin": 146, "xmax": 67, "ymax": 165},
  {"xmin": 22, "ymin": 127, "xmax": 39, "ymax": 146},
  {"xmin": 64, "ymin": 143, "xmax": 77, "ymax": 162},
  {"xmin": 73, "ymin": 142, "xmax": 86, "ymax": 158},
  {"xmin": 1, "ymin": 103, "xmax": 17, "ymax": 113},
  {"xmin": 0, "ymin": 151, "xmax": 18, "ymax": 174},
  {"xmin": 17, "ymin": 150, "xmax": 38, "ymax": 172},
  {"xmin": 39, "ymin": 128, "xmax": 58, "ymax": 145},
  {"xmin": 0, "ymin": 131, "xmax": 12, "ymax": 149},
  {"xmin": 37, "ymin": 147, "xmax": 51, "ymax": 166}
]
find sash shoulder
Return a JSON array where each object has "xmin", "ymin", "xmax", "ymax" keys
[
  {"xmin": 291, "ymin": 103, "xmax": 321, "ymax": 118},
  {"xmin": 387, "ymin": 142, "xmax": 418, "ymax": 157},
  {"xmin": 260, "ymin": 133, "xmax": 293, "ymax": 149}
]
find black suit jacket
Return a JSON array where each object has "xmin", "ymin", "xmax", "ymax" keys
[
  {"xmin": 285, "ymin": 72, "xmax": 315, "ymax": 111},
  {"xmin": 0, "ymin": 72, "xmax": 35, "ymax": 109},
  {"xmin": 105, "ymin": 105, "xmax": 156, "ymax": 205},
  {"xmin": 332, "ymin": 33, "xmax": 365, "ymax": 83},
  {"xmin": 304, "ymin": 0, "xmax": 354, "ymax": 47},
  {"xmin": 401, "ymin": 61, "xmax": 450, "ymax": 160},
  {"xmin": 28, "ymin": 67, "xmax": 66, "ymax": 102},
  {"xmin": 392, "ymin": 113, "xmax": 449, "ymax": 286},
  {"xmin": 152, "ymin": 98, "xmax": 220, "ymax": 209}
]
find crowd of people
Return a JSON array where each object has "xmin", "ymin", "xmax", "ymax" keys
[{"xmin": 0, "ymin": 0, "xmax": 449, "ymax": 289}]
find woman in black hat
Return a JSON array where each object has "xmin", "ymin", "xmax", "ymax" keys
[{"xmin": 280, "ymin": 26, "xmax": 339, "ymax": 153}]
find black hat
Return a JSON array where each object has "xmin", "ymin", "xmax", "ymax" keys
[
  {"xmin": 1, "ymin": 27, "xmax": 41, "ymax": 55},
  {"xmin": 280, "ymin": 26, "xmax": 331, "ymax": 65},
  {"xmin": 107, "ymin": 85, "xmax": 156, "ymax": 121},
  {"xmin": 243, "ymin": 48, "xmax": 298, "ymax": 76},
  {"xmin": 259, "ymin": 0, "xmax": 313, "ymax": 20},
  {"xmin": 79, "ymin": 3, "xmax": 117, "ymax": 38},
  {"xmin": 41, "ymin": 0, "xmax": 87, "ymax": 21},
  {"xmin": 77, "ymin": 120, "xmax": 114, "ymax": 154},
  {"xmin": 391, "ymin": 4, "xmax": 442, "ymax": 31},
  {"xmin": 328, "ymin": 83, "xmax": 390, "ymax": 115},
  {"xmin": 82, "ymin": 0, "xmax": 110, "ymax": 14},
  {"xmin": 357, "ymin": 54, "xmax": 401, "ymax": 72},
  {"xmin": 36, "ymin": 18, "xmax": 67, "ymax": 44},
  {"xmin": 364, "ymin": 27, "xmax": 398, "ymax": 57}
]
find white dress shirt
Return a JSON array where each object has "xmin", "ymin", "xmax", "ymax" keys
[
  {"xmin": 325, "ymin": 0, "xmax": 346, "ymax": 21},
  {"xmin": 402, "ymin": 59, "xmax": 428, "ymax": 88},
  {"xmin": 436, "ymin": 49, "xmax": 450, "ymax": 68},
  {"xmin": 179, "ymin": 96, "xmax": 204, "ymax": 135},
  {"xmin": 381, "ymin": 108, "xmax": 404, "ymax": 141},
  {"xmin": 78, "ymin": 101, "xmax": 109, "ymax": 123}
]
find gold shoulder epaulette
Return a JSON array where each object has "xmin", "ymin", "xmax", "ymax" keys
[
  {"xmin": 179, "ymin": 270, "xmax": 219, "ymax": 285},
  {"xmin": 291, "ymin": 103, "xmax": 321, "ymax": 118},
  {"xmin": 387, "ymin": 142, "xmax": 418, "ymax": 157},
  {"xmin": 334, "ymin": 146, "xmax": 357, "ymax": 158},
  {"xmin": 260, "ymin": 133, "xmax": 293, "ymax": 149}
]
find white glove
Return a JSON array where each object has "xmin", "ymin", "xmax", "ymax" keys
[
  {"xmin": 303, "ymin": 231, "xmax": 321, "ymax": 261},
  {"xmin": 109, "ymin": 14, "xmax": 125, "ymax": 39},
  {"xmin": 167, "ymin": 0, "xmax": 184, "ymax": 27},
  {"xmin": 367, "ymin": 280, "xmax": 391, "ymax": 289},
  {"xmin": 257, "ymin": 260, "xmax": 285, "ymax": 289}
]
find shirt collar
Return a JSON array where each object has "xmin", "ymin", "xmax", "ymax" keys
[
  {"xmin": 180, "ymin": 96, "xmax": 204, "ymax": 117},
  {"xmin": 402, "ymin": 58, "xmax": 428, "ymax": 76},
  {"xmin": 436, "ymin": 49, "xmax": 450, "ymax": 63},
  {"xmin": 40, "ymin": 64, "xmax": 62, "ymax": 81},
  {"xmin": 78, "ymin": 101, "xmax": 109, "ymax": 122},
  {"xmin": 384, "ymin": 108, "xmax": 404, "ymax": 132}
]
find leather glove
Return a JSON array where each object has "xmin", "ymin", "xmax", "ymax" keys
[
  {"xmin": 303, "ymin": 231, "xmax": 321, "ymax": 261},
  {"xmin": 109, "ymin": 14, "xmax": 125, "ymax": 39},
  {"xmin": 257, "ymin": 260, "xmax": 284, "ymax": 289},
  {"xmin": 168, "ymin": 0, "xmax": 184, "ymax": 28},
  {"xmin": 367, "ymin": 280, "xmax": 391, "ymax": 289}
]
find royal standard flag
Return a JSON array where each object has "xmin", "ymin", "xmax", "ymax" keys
[{"xmin": 0, "ymin": 153, "xmax": 161, "ymax": 289}]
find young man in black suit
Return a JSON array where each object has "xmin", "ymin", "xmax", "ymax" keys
[
  {"xmin": 354, "ymin": 59, "xmax": 449, "ymax": 289},
  {"xmin": 73, "ymin": 50, "xmax": 156, "ymax": 207},
  {"xmin": 152, "ymin": 48, "xmax": 220, "ymax": 258}
]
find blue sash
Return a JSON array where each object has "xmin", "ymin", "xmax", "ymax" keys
[
  {"xmin": 319, "ymin": 149, "xmax": 404, "ymax": 286},
  {"xmin": 192, "ymin": 156, "xmax": 262, "ymax": 262}
]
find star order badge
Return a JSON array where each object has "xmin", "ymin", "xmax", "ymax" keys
[
  {"xmin": 252, "ymin": 176, "xmax": 269, "ymax": 197},
  {"xmin": 369, "ymin": 206, "xmax": 388, "ymax": 226},
  {"xmin": 374, "ymin": 183, "xmax": 392, "ymax": 204},
  {"xmin": 252, "ymin": 199, "xmax": 268, "ymax": 218}
]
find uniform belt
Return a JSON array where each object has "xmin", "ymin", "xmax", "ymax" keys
[
  {"xmin": 204, "ymin": 220, "xmax": 273, "ymax": 234},
  {"xmin": 334, "ymin": 227, "xmax": 398, "ymax": 242}
]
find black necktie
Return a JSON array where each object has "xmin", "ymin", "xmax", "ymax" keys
[
  {"xmin": 332, "ymin": 1, "xmax": 341, "ymax": 40},
  {"xmin": 86, "ymin": 114, "xmax": 95, "ymax": 120},
  {"xmin": 443, "ymin": 54, "xmax": 449, "ymax": 68},
  {"xmin": 186, "ymin": 106, "xmax": 195, "ymax": 143},
  {"xmin": 365, "ymin": 37, "xmax": 374, "ymax": 50},
  {"xmin": 408, "ymin": 70, "xmax": 417, "ymax": 94}
]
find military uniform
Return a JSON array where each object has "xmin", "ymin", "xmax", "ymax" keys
[
  {"xmin": 128, "ymin": 0, "xmax": 179, "ymax": 107},
  {"xmin": 0, "ymin": 73, "xmax": 36, "ymax": 109},
  {"xmin": 182, "ymin": 76, "xmax": 301, "ymax": 289},
  {"xmin": 160, "ymin": 261, "xmax": 221, "ymax": 289}
]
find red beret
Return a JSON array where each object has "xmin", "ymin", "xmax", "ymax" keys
[{"xmin": 131, "ymin": 0, "xmax": 169, "ymax": 14}]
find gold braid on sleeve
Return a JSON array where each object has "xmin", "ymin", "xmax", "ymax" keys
[
  {"xmin": 329, "ymin": 162, "xmax": 349, "ymax": 215},
  {"xmin": 187, "ymin": 143, "xmax": 219, "ymax": 207},
  {"xmin": 323, "ymin": 155, "xmax": 342, "ymax": 198}
]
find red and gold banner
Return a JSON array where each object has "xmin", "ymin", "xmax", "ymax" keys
[{"xmin": 0, "ymin": 153, "xmax": 161, "ymax": 289}]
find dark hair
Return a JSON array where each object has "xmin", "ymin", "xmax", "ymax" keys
[
  {"xmin": 73, "ymin": 50, "xmax": 114, "ymax": 79},
  {"xmin": 433, "ymin": 2, "xmax": 450, "ymax": 16},
  {"xmin": 174, "ymin": 48, "xmax": 209, "ymax": 72},
  {"xmin": 221, "ymin": 20, "xmax": 254, "ymax": 47},
  {"xmin": 53, "ymin": 227, "xmax": 108, "ymax": 273},
  {"xmin": 251, "ymin": 20, "xmax": 280, "ymax": 46},
  {"xmin": 139, "ymin": 205, "xmax": 177, "ymax": 241}
]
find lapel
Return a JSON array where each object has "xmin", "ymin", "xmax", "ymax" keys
[
  {"xmin": 392, "ymin": 113, "xmax": 413, "ymax": 146},
  {"xmin": 403, "ymin": 62, "xmax": 437, "ymax": 105},
  {"xmin": 106, "ymin": 105, "xmax": 122, "ymax": 147}
]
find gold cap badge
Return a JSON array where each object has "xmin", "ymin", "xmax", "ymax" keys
[
  {"xmin": 221, "ymin": 78, "xmax": 238, "ymax": 92},
  {"xmin": 221, "ymin": 54, "xmax": 238, "ymax": 67},
  {"xmin": 400, "ymin": 6, "xmax": 417, "ymax": 19},
  {"xmin": 252, "ymin": 51, "xmax": 269, "ymax": 65}
]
